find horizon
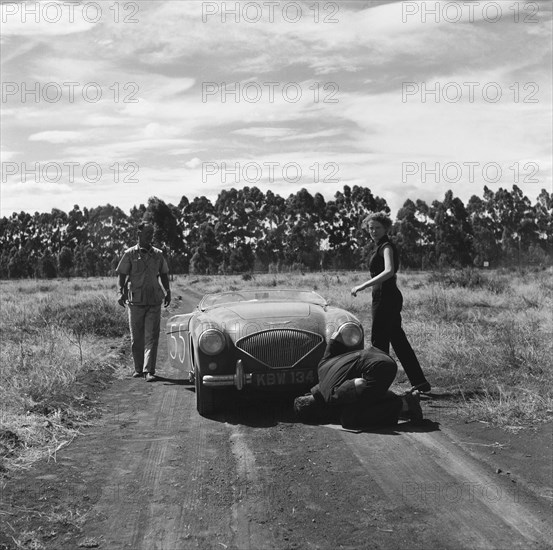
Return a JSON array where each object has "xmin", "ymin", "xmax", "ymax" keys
[{"xmin": 0, "ymin": 181, "xmax": 548, "ymax": 220}]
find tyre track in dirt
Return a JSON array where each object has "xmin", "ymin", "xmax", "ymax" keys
[
  {"xmin": 337, "ymin": 426, "xmax": 552, "ymax": 549},
  {"xmin": 78, "ymin": 352, "xmax": 190, "ymax": 548},
  {"xmin": 228, "ymin": 424, "xmax": 271, "ymax": 549}
]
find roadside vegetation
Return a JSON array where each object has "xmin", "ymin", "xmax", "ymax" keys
[
  {"xmin": 179, "ymin": 267, "xmax": 553, "ymax": 430},
  {"xmin": 0, "ymin": 278, "xmax": 128, "ymax": 476},
  {"xmin": 2, "ymin": 268, "xmax": 551, "ymax": 476}
]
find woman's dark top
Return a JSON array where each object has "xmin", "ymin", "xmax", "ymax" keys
[{"xmin": 369, "ymin": 235, "xmax": 400, "ymax": 298}]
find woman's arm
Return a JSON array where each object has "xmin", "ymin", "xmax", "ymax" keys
[{"xmin": 351, "ymin": 245, "xmax": 394, "ymax": 297}]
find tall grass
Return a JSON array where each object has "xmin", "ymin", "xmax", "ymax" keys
[
  {"xmin": 176, "ymin": 267, "xmax": 553, "ymax": 429},
  {"xmin": 0, "ymin": 278, "xmax": 128, "ymax": 474}
]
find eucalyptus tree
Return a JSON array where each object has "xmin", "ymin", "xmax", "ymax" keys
[
  {"xmin": 180, "ymin": 195, "xmax": 216, "ymax": 259},
  {"xmin": 87, "ymin": 204, "xmax": 129, "ymax": 274},
  {"xmin": 467, "ymin": 194, "xmax": 501, "ymax": 267},
  {"xmin": 430, "ymin": 191, "xmax": 473, "ymax": 267},
  {"xmin": 189, "ymin": 222, "xmax": 220, "ymax": 274},
  {"xmin": 282, "ymin": 188, "xmax": 323, "ymax": 270},
  {"xmin": 534, "ymin": 189, "xmax": 552, "ymax": 254},
  {"xmin": 324, "ymin": 185, "xmax": 388, "ymax": 269},
  {"xmin": 256, "ymin": 190, "xmax": 287, "ymax": 270},
  {"xmin": 394, "ymin": 199, "xmax": 425, "ymax": 268},
  {"xmin": 213, "ymin": 188, "xmax": 261, "ymax": 272}
]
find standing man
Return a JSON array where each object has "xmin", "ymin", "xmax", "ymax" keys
[{"xmin": 116, "ymin": 221, "xmax": 171, "ymax": 381}]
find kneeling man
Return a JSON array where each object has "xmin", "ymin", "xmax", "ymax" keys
[{"xmin": 294, "ymin": 331, "xmax": 423, "ymax": 428}]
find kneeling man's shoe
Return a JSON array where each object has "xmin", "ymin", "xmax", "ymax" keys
[
  {"xmin": 340, "ymin": 404, "xmax": 361, "ymax": 430},
  {"xmin": 294, "ymin": 394, "xmax": 316, "ymax": 415},
  {"xmin": 294, "ymin": 394, "xmax": 329, "ymax": 423},
  {"xmin": 400, "ymin": 390, "xmax": 424, "ymax": 425}
]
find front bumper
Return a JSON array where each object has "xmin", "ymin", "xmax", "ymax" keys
[{"xmin": 202, "ymin": 359, "xmax": 252, "ymax": 390}]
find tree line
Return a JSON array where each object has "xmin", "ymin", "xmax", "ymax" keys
[{"xmin": 0, "ymin": 185, "xmax": 551, "ymax": 279}]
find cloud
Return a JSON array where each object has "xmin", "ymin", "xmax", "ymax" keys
[
  {"xmin": 28, "ymin": 130, "xmax": 85, "ymax": 144},
  {"xmin": 280, "ymin": 128, "xmax": 345, "ymax": 142},
  {"xmin": 0, "ymin": 149, "xmax": 20, "ymax": 162},
  {"xmin": 0, "ymin": 1, "xmax": 97, "ymax": 36},
  {"xmin": 82, "ymin": 115, "xmax": 133, "ymax": 127},
  {"xmin": 185, "ymin": 157, "xmax": 202, "ymax": 168},
  {"xmin": 1, "ymin": 179, "xmax": 73, "ymax": 216},
  {"xmin": 64, "ymin": 138, "xmax": 196, "ymax": 159},
  {"xmin": 232, "ymin": 127, "xmax": 295, "ymax": 139}
]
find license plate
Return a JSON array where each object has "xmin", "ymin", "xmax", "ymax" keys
[{"xmin": 254, "ymin": 369, "xmax": 316, "ymax": 386}]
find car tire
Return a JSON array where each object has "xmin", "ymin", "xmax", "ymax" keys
[{"xmin": 195, "ymin": 366, "xmax": 216, "ymax": 416}]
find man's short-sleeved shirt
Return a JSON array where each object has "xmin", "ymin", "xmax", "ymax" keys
[{"xmin": 116, "ymin": 244, "xmax": 169, "ymax": 305}]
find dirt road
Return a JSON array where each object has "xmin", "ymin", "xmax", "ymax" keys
[{"xmin": 2, "ymin": 292, "xmax": 552, "ymax": 550}]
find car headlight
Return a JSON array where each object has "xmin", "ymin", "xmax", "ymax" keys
[
  {"xmin": 199, "ymin": 329, "xmax": 226, "ymax": 355},
  {"xmin": 339, "ymin": 322, "xmax": 363, "ymax": 347}
]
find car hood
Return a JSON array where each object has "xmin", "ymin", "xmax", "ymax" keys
[
  {"xmin": 196, "ymin": 302, "xmax": 327, "ymax": 341},
  {"xmin": 223, "ymin": 301, "xmax": 310, "ymax": 319}
]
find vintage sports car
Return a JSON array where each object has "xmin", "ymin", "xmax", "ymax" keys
[{"xmin": 166, "ymin": 289, "xmax": 364, "ymax": 416}]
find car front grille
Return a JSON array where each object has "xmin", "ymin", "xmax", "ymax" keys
[{"xmin": 236, "ymin": 329, "xmax": 324, "ymax": 369}]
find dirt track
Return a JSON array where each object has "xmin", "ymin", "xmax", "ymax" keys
[{"xmin": 1, "ymin": 292, "xmax": 552, "ymax": 550}]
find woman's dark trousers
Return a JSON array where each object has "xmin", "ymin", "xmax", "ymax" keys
[{"xmin": 371, "ymin": 288, "xmax": 427, "ymax": 387}]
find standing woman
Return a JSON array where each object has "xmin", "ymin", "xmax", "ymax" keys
[{"xmin": 351, "ymin": 212, "xmax": 431, "ymax": 393}]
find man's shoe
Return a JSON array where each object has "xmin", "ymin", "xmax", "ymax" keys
[
  {"xmin": 400, "ymin": 390, "xmax": 424, "ymax": 424},
  {"xmin": 132, "ymin": 372, "xmax": 143, "ymax": 378},
  {"xmin": 340, "ymin": 404, "xmax": 361, "ymax": 430},
  {"xmin": 294, "ymin": 394, "xmax": 331, "ymax": 423},
  {"xmin": 145, "ymin": 373, "xmax": 156, "ymax": 382},
  {"xmin": 294, "ymin": 395, "xmax": 316, "ymax": 415}
]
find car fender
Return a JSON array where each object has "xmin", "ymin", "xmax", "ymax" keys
[
  {"xmin": 166, "ymin": 313, "xmax": 195, "ymax": 377},
  {"xmin": 324, "ymin": 308, "xmax": 364, "ymax": 345}
]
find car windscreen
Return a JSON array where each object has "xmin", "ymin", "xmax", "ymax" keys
[{"xmin": 200, "ymin": 289, "xmax": 327, "ymax": 310}]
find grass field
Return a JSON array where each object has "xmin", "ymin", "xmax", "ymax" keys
[
  {"xmin": 1, "ymin": 268, "xmax": 552, "ymax": 473},
  {"xmin": 0, "ymin": 278, "xmax": 129, "ymax": 474}
]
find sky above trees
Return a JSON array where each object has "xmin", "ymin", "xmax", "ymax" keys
[{"xmin": 1, "ymin": 1, "xmax": 551, "ymax": 217}]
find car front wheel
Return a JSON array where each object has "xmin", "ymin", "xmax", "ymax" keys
[{"xmin": 195, "ymin": 366, "xmax": 216, "ymax": 416}]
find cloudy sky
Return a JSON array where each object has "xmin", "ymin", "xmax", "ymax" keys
[{"xmin": 1, "ymin": 0, "xmax": 551, "ymax": 217}]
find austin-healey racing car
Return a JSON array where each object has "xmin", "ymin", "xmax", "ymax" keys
[{"xmin": 166, "ymin": 289, "xmax": 364, "ymax": 415}]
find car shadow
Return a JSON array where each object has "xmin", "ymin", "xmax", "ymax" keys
[
  {"xmin": 154, "ymin": 376, "xmax": 193, "ymax": 386},
  {"xmin": 336, "ymin": 419, "xmax": 441, "ymax": 435},
  {"xmin": 212, "ymin": 394, "xmax": 300, "ymax": 428},
  {"xmin": 198, "ymin": 392, "xmax": 442, "ymax": 433}
]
